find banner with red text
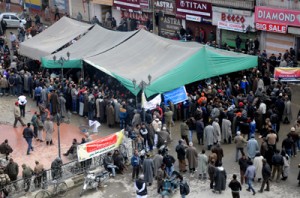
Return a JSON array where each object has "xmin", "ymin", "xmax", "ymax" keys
[
  {"xmin": 77, "ymin": 130, "xmax": 124, "ymax": 162},
  {"xmin": 274, "ymin": 67, "xmax": 300, "ymax": 81}
]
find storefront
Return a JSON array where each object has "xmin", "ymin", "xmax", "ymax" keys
[
  {"xmin": 91, "ymin": 0, "xmax": 113, "ymax": 27},
  {"xmin": 153, "ymin": 0, "xmax": 178, "ymax": 38},
  {"xmin": 288, "ymin": 27, "xmax": 300, "ymax": 62},
  {"xmin": 212, "ymin": 6, "xmax": 256, "ymax": 50},
  {"xmin": 255, "ymin": 6, "xmax": 299, "ymax": 56},
  {"xmin": 113, "ymin": 0, "xmax": 150, "ymax": 31},
  {"xmin": 175, "ymin": 0, "xmax": 214, "ymax": 43}
]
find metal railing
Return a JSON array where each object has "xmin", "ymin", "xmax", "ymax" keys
[
  {"xmin": 0, "ymin": 138, "xmax": 133, "ymax": 197},
  {"xmin": 0, "ymin": 158, "xmax": 100, "ymax": 197}
]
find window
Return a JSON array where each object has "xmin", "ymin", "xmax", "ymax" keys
[
  {"xmin": 11, "ymin": 16, "xmax": 19, "ymax": 20},
  {"xmin": 3, "ymin": 15, "xmax": 9, "ymax": 19}
]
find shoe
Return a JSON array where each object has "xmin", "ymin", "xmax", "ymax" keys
[
  {"xmin": 253, "ymin": 192, "xmax": 256, "ymax": 195},
  {"xmin": 31, "ymin": 147, "xmax": 34, "ymax": 151},
  {"xmin": 246, "ymin": 189, "xmax": 250, "ymax": 192},
  {"xmin": 27, "ymin": 153, "xmax": 30, "ymax": 155},
  {"xmin": 63, "ymin": 153, "xmax": 68, "ymax": 156},
  {"xmin": 258, "ymin": 190, "xmax": 263, "ymax": 193}
]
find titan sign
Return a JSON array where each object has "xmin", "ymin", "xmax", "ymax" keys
[{"xmin": 176, "ymin": 0, "xmax": 212, "ymax": 20}]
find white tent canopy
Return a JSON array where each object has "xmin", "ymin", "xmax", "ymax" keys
[
  {"xmin": 19, "ymin": 17, "xmax": 92, "ymax": 60},
  {"xmin": 84, "ymin": 29, "xmax": 201, "ymax": 86},
  {"xmin": 43, "ymin": 25, "xmax": 137, "ymax": 62}
]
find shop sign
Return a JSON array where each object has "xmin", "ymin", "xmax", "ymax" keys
[
  {"xmin": 186, "ymin": 15, "xmax": 201, "ymax": 22},
  {"xmin": 176, "ymin": 0, "xmax": 212, "ymax": 20},
  {"xmin": 154, "ymin": 0, "xmax": 176, "ymax": 15},
  {"xmin": 114, "ymin": 0, "xmax": 141, "ymax": 11},
  {"xmin": 159, "ymin": 15, "xmax": 182, "ymax": 37},
  {"xmin": 140, "ymin": 0, "xmax": 149, "ymax": 9},
  {"xmin": 92, "ymin": 0, "xmax": 113, "ymax": 6},
  {"xmin": 255, "ymin": 22, "xmax": 287, "ymax": 34},
  {"xmin": 218, "ymin": 21, "xmax": 245, "ymax": 32},
  {"xmin": 255, "ymin": 6, "xmax": 300, "ymax": 28},
  {"xmin": 212, "ymin": 6, "xmax": 255, "ymax": 32},
  {"xmin": 121, "ymin": 10, "xmax": 149, "ymax": 21}
]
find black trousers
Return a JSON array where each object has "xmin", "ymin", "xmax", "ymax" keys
[
  {"xmin": 19, "ymin": 105, "xmax": 25, "ymax": 117},
  {"xmin": 132, "ymin": 166, "xmax": 139, "ymax": 180}
]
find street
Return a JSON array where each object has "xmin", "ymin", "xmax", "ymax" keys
[{"xmin": 65, "ymin": 85, "xmax": 300, "ymax": 197}]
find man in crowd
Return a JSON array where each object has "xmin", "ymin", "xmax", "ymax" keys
[
  {"xmin": 14, "ymin": 101, "xmax": 26, "ymax": 128},
  {"xmin": 22, "ymin": 123, "xmax": 34, "ymax": 155}
]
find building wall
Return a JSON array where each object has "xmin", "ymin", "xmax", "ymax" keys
[
  {"xmin": 68, "ymin": 0, "xmax": 90, "ymax": 21},
  {"xmin": 256, "ymin": 0, "xmax": 300, "ymax": 10}
]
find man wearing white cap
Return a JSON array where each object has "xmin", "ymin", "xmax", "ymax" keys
[
  {"xmin": 234, "ymin": 131, "xmax": 247, "ymax": 162},
  {"xmin": 240, "ymin": 76, "xmax": 249, "ymax": 95},
  {"xmin": 18, "ymin": 95, "xmax": 27, "ymax": 117}
]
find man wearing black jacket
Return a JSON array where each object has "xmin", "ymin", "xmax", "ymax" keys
[
  {"xmin": 134, "ymin": 174, "xmax": 147, "ymax": 197},
  {"xmin": 228, "ymin": 174, "xmax": 242, "ymax": 198}
]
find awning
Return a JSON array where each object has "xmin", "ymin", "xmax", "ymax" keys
[
  {"xmin": 41, "ymin": 25, "xmax": 138, "ymax": 69},
  {"xmin": 19, "ymin": 17, "xmax": 92, "ymax": 60},
  {"xmin": 84, "ymin": 30, "xmax": 258, "ymax": 97}
]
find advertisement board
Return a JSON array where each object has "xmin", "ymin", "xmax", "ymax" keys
[
  {"xmin": 255, "ymin": 22, "xmax": 287, "ymax": 34},
  {"xmin": 255, "ymin": 6, "xmax": 300, "ymax": 28},
  {"xmin": 176, "ymin": 0, "xmax": 212, "ymax": 20},
  {"xmin": 159, "ymin": 15, "xmax": 182, "ymax": 37},
  {"xmin": 274, "ymin": 67, "xmax": 300, "ymax": 81}
]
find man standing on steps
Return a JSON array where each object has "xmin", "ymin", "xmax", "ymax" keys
[
  {"xmin": 54, "ymin": 5, "xmax": 60, "ymax": 21},
  {"xmin": 22, "ymin": 123, "xmax": 34, "ymax": 155}
]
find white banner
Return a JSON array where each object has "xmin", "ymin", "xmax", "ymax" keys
[{"xmin": 142, "ymin": 94, "xmax": 161, "ymax": 110}]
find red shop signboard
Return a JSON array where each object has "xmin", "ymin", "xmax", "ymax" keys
[
  {"xmin": 121, "ymin": 10, "xmax": 149, "ymax": 21},
  {"xmin": 255, "ymin": 22, "xmax": 287, "ymax": 34},
  {"xmin": 176, "ymin": 0, "xmax": 212, "ymax": 20}
]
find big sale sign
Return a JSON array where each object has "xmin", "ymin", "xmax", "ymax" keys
[{"xmin": 255, "ymin": 22, "xmax": 287, "ymax": 33}]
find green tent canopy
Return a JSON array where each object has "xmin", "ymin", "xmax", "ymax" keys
[
  {"xmin": 84, "ymin": 30, "xmax": 258, "ymax": 97},
  {"xmin": 41, "ymin": 25, "xmax": 138, "ymax": 69},
  {"xmin": 145, "ymin": 46, "xmax": 258, "ymax": 96}
]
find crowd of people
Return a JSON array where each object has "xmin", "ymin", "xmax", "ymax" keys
[{"xmin": 0, "ymin": 5, "xmax": 299, "ymax": 197}]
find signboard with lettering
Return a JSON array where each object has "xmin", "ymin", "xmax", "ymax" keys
[
  {"xmin": 154, "ymin": 0, "xmax": 176, "ymax": 15},
  {"xmin": 255, "ymin": 6, "xmax": 300, "ymax": 28},
  {"xmin": 175, "ymin": 0, "xmax": 212, "ymax": 20},
  {"xmin": 114, "ymin": 0, "xmax": 141, "ymax": 11},
  {"xmin": 159, "ymin": 15, "xmax": 182, "ymax": 38},
  {"xmin": 93, "ymin": 0, "xmax": 113, "ymax": 6},
  {"xmin": 218, "ymin": 21, "xmax": 245, "ymax": 32},
  {"xmin": 212, "ymin": 6, "xmax": 254, "ymax": 32},
  {"xmin": 140, "ymin": 0, "xmax": 149, "ymax": 9},
  {"xmin": 255, "ymin": 22, "xmax": 287, "ymax": 34},
  {"xmin": 121, "ymin": 10, "xmax": 149, "ymax": 21}
]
